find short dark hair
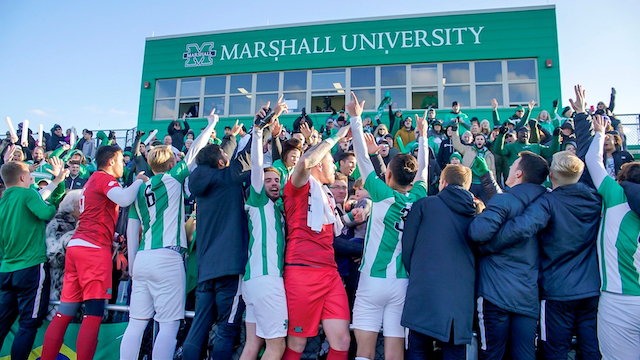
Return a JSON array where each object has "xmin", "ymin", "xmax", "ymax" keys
[
  {"xmin": 618, "ymin": 162, "xmax": 640, "ymax": 184},
  {"xmin": 95, "ymin": 145, "xmax": 122, "ymax": 169},
  {"xmin": 0, "ymin": 161, "xmax": 29, "ymax": 186},
  {"xmin": 281, "ymin": 138, "xmax": 303, "ymax": 161},
  {"xmin": 517, "ymin": 151, "xmax": 549, "ymax": 185},
  {"xmin": 195, "ymin": 144, "xmax": 225, "ymax": 168},
  {"xmin": 388, "ymin": 154, "xmax": 418, "ymax": 186},
  {"xmin": 338, "ymin": 151, "xmax": 356, "ymax": 163}
]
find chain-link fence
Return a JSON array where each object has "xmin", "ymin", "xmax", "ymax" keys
[{"xmin": 617, "ymin": 114, "xmax": 640, "ymax": 148}]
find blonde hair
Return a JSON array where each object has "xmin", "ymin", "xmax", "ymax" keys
[
  {"xmin": 353, "ymin": 178, "xmax": 365, "ymax": 190},
  {"xmin": 550, "ymin": 151, "xmax": 584, "ymax": 186},
  {"xmin": 0, "ymin": 161, "xmax": 29, "ymax": 186},
  {"xmin": 442, "ymin": 164, "xmax": 472, "ymax": 190},
  {"xmin": 148, "ymin": 145, "xmax": 174, "ymax": 173}
]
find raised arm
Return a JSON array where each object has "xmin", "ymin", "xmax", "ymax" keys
[
  {"xmin": 107, "ymin": 173, "xmax": 148, "ymax": 207},
  {"xmin": 185, "ymin": 109, "xmax": 218, "ymax": 171},
  {"xmin": 491, "ymin": 98, "xmax": 501, "ymax": 127},
  {"xmin": 451, "ymin": 128, "xmax": 469, "ymax": 155},
  {"xmin": 414, "ymin": 111, "xmax": 430, "ymax": 183},
  {"xmin": 347, "ymin": 92, "xmax": 375, "ymax": 179},
  {"xmin": 586, "ymin": 114, "xmax": 609, "ymax": 189}
]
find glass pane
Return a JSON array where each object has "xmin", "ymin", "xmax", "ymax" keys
[
  {"xmin": 229, "ymin": 95, "xmax": 252, "ymax": 115},
  {"xmin": 352, "ymin": 89, "xmax": 375, "ymax": 110},
  {"xmin": 443, "ymin": 86, "xmax": 470, "ymax": 107},
  {"xmin": 386, "ymin": 88, "xmax": 407, "ymax": 109},
  {"xmin": 509, "ymin": 83, "xmax": 537, "ymax": 104},
  {"xmin": 154, "ymin": 99, "xmax": 175, "ymax": 119},
  {"xmin": 180, "ymin": 78, "xmax": 201, "ymax": 97},
  {"xmin": 283, "ymin": 71, "xmax": 307, "ymax": 91},
  {"xmin": 255, "ymin": 93, "xmax": 279, "ymax": 113},
  {"xmin": 412, "ymin": 89, "xmax": 438, "ymax": 109},
  {"xmin": 351, "ymin": 67, "xmax": 375, "ymax": 87},
  {"xmin": 283, "ymin": 92, "xmax": 306, "ymax": 113},
  {"xmin": 204, "ymin": 76, "xmax": 226, "ymax": 95},
  {"xmin": 443, "ymin": 62, "xmax": 470, "ymax": 84},
  {"xmin": 381, "ymin": 66, "xmax": 406, "ymax": 86},
  {"xmin": 179, "ymin": 100, "xmax": 200, "ymax": 118},
  {"xmin": 230, "ymin": 74, "xmax": 252, "ymax": 94},
  {"xmin": 507, "ymin": 59, "xmax": 536, "ymax": 81},
  {"xmin": 475, "ymin": 61, "xmax": 502, "ymax": 83},
  {"xmin": 311, "ymin": 95, "xmax": 345, "ymax": 113},
  {"xmin": 257, "ymin": 72, "xmax": 279, "ymax": 93},
  {"xmin": 156, "ymin": 79, "xmax": 177, "ymax": 98},
  {"xmin": 312, "ymin": 69, "xmax": 346, "ymax": 90},
  {"xmin": 203, "ymin": 96, "xmax": 225, "ymax": 116},
  {"xmin": 476, "ymin": 85, "xmax": 503, "ymax": 107},
  {"xmin": 411, "ymin": 65, "xmax": 437, "ymax": 86}
]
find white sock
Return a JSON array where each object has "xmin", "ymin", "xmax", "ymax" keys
[
  {"xmin": 355, "ymin": 357, "xmax": 371, "ymax": 360},
  {"xmin": 152, "ymin": 320, "xmax": 180, "ymax": 360},
  {"xmin": 120, "ymin": 318, "xmax": 149, "ymax": 360}
]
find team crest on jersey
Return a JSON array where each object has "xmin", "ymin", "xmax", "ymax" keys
[
  {"xmin": 294, "ymin": 326, "xmax": 303, "ymax": 333},
  {"xmin": 283, "ymin": 319, "xmax": 288, "ymax": 330},
  {"xmin": 183, "ymin": 42, "xmax": 216, "ymax": 67}
]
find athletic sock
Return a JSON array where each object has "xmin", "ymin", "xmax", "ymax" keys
[
  {"xmin": 282, "ymin": 347, "xmax": 303, "ymax": 360},
  {"xmin": 119, "ymin": 318, "xmax": 149, "ymax": 360},
  {"xmin": 41, "ymin": 312, "xmax": 73, "ymax": 360},
  {"xmin": 327, "ymin": 348, "xmax": 348, "ymax": 360},
  {"xmin": 76, "ymin": 315, "xmax": 102, "ymax": 360},
  {"xmin": 152, "ymin": 321, "xmax": 180, "ymax": 360},
  {"xmin": 355, "ymin": 358, "xmax": 371, "ymax": 360}
]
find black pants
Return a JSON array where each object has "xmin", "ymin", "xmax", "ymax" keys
[
  {"xmin": 182, "ymin": 275, "xmax": 245, "ymax": 360},
  {"xmin": 0, "ymin": 263, "xmax": 50, "ymax": 360},
  {"xmin": 406, "ymin": 329, "xmax": 466, "ymax": 360},
  {"xmin": 477, "ymin": 297, "xmax": 536, "ymax": 360},
  {"xmin": 540, "ymin": 296, "xmax": 600, "ymax": 360}
]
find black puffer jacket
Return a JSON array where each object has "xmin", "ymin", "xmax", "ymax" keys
[
  {"xmin": 402, "ymin": 185, "xmax": 477, "ymax": 345},
  {"xmin": 468, "ymin": 183, "xmax": 547, "ymax": 318},
  {"xmin": 621, "ymin": 181, "xmax": 640, "ymax": 216},
  {"xmin": 493, "ymin": 182, "xmax": 602, "ymax": 301}
]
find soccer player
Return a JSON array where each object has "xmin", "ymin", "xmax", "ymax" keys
[
  {"xmin": 119, "ymin": 110, "xmax": 218, "ymax": 360},
  {"xmin": 282, "ymin": 117, "xmax": 351, "ymax": 360},
  {"xmin": 239, "ymin": 99, "xmax": 289, "ymax": 360},
  {"xmin": 0, "ymin": 158, "xmax": 66, "ymax": 360},
  {"xmin": 41, "ymin": 145, "xmax": 148, "ymax": 360},
  {"xmin": 347, "ymin": 93, "xmax": 429, "ymax": 360}
]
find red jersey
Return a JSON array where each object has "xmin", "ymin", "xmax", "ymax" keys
[
  {"xmin": 283, "ymin": 180, "xmax": 336, "ymax": 268},
  {"xmin": 74, "ymin": 171, "xmax": 122, "ymax": 249}
]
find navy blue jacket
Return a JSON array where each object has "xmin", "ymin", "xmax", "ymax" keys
[
  {"xmin": 189, "ymin": 136, "xmax": 251, "ymax": 282},
  {"xmin": 468, "ymin": 183, "xmax": 547, "ymax": 318},
  {"xmin": 402, "ymin": 185, "xmax": 477, "ymax": 345},
  {"xmin": 494, "ymin": 182, "xmax": 602, "ymax": 301},
  {"xmin": 622, "ymin": 181, "xmax": 640, "ymax": 216}
]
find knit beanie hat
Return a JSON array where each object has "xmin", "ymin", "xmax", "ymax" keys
[{"xmin": 450, "ymin": 152, "xmax": 463, "ymax": 163}]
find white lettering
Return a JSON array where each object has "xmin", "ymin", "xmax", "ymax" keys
[
  {"xmin": 325, "ymin": 36, "xmax": 336, "ymax": 53},
  {"xmin": 220, "ymin": 44, "xmax": 238, "ymax": 60},
  {"xmin": 401, "ymin": 31, "xmax": 413, "ymax": 48},
  {"xmin": 359, "ymin": 33, "xmax": 376, "ymax": 50},
  {"xmin": 312, "ymin": 37, "xmax": 324, "ymax": 53},
  {"xmin": 452, "ymin": 27, "xmax": 467, "ymax": 45},
  {"xmin": 377, "ymin": 33, "xmax": 384, "ymax": 49},
  {"xmin": 298, "ymin": 38, "xmax": 311, "ymax": 55},
  {"xmin": 445, "ymin": 28, "xmax": 451, "ymax": 46},
  {"xmin": 254, "ymin": 41, "xmax": 267, "ymax": 58},
  {"xmin": 384, "ymin": 32, "xmax": 400, "ymax": 48},
  {"xmin": 432, "ymin": 29, "xmax": 444, "ymax": 46},
  {"xmin": 239, "ymin": 43, "xmax": 253, "ymax": 59},
  {"xmin": 342, "ymin": 34, "xmax": 357, "ymax": 51},
  {"xmin": 414, "ymin": 30, "xmax": 430, "ymax": 47},
  {"xmin": 468, "ymin": 26, "xmax": 484, "ymax": 44},
  {"xmin": 268, "ymin": 40, "xmax": 280, "ymax": 56},
  {"xmin": 281, "ymin": 39, "xmax": 297, "ymax": 56}
]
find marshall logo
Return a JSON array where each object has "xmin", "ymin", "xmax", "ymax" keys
[{"xmin": 183, "ymin": 42, "xmax": 216, "ymax": 67}]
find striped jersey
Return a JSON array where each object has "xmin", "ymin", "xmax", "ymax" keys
[
  {"xmin": 129, "ymin": 161, "xmax": 190, "ymax": 250},
  {"xmin": 360, "ymin": 172, "xmax": 428, "ymax": 279},
  {"xmin": 597, "ymin": 176, "xmax": 640, "ymax": 295},
  {"xmin": 244, "ymin": 185, "xmax": 285, "ymax": 280}
]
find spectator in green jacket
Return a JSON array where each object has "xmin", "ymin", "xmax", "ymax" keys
[{"xmin": 494, "ymin": 125, "xmax": 560, "ymax": 167}]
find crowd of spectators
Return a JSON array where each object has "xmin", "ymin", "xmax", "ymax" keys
[{"xmin": 0, "ymin": 84, "xmax": 638, "ymax": 360}]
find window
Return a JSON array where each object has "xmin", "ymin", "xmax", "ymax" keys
[{"xmin": 152, "ymin": 59, "xmax": 539, "ymax": 119}]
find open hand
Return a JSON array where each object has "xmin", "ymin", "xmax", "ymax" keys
[
  {"xmin": 300, "ymin": 122, "xmax": 313, "ymax": 139},
  {"xmin": 592, "ymin": 114, "xmax": 610, "ymax": 134},
  {"xmin": 136, "ymin": 171, "xmax": 149, "ymax": 183},
  {"xmin": 568, "ymin": 84, "xmax": 586, "ymax": 114},
  {"xmin": 3, "ymin": 144, "xmax": 16, "ymax": 163},
  {"xmin": 364, "ymin": 132, "xmax": 383, "ymax": 154},
  {"xmin": 271, "ymin": 119, "xmax": 283, "ymax": 137}
]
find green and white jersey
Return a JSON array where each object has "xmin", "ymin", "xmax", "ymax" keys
[
  {"xmin": 129, "ymin": 161, "xmax": 190, "ymax": 250},
  {"xmin": 244, "ymin": 185, "xmax": 285, "ymax": 281},
  {"xmin": 28, "ymin": 161, "xmax": 53, "ymax": 183},
  {"xmin": 597, "ymin": 176, "xmax": 640, "ymax": 295},
  {"xmin": 360, "ymin": 172, "xmax": 428, "ymax": 279}
]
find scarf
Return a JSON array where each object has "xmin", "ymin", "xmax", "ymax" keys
[{"xmin": 308, "ymin": 176, "xmax": 344, "ymax": 236}]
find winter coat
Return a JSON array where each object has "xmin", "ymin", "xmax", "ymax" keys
[
  {"xmin": 451, "ymin": 130, "xmax": 496, "ymax": 177},
  {"xmin": 402, "ymin": 185, "xmax": 477, "ymax": 344},
  {"xmin": 468, "ymin": 183, "xmax": 547, "ymax": 318},
  {"xmin": 493, "ymin": 182, "xmax": 601, "ymax": 300}
]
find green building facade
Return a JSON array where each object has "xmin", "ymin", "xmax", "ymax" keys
[{"xmin": 137, "ymin": 5, "xmax": 561, "ymax": 134}]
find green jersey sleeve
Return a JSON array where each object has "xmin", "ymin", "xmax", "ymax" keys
[
  {"xmin": 409, "ymin": 180, "xmax": 428, "ymax": 199},
  {"xmin": 246, "ymin": 185, "xmax": 269, "ymax": 207},
  {"xmin": 597, "ymin": 175, "xmax": 627, "ymax": 208},
  {"xmin": 168, "ymin": 160, "xmax": 190, "ymax": 183},
  {"xmin": 364, "ymin": 171, "xmax": 394, "ymax": 202}
]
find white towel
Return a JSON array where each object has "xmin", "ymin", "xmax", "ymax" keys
[{"xmin": 308, "ymin": 176, "xmax": 344, "ymax": 236}]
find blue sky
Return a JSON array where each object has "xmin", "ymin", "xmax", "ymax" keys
[{"xmin": 1, "ymin": 0, "xmax": 639, "ymax": 135}]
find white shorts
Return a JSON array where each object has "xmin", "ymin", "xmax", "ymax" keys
[
  {"xmin": 353, "ymin": 274, "xmax": 408, "ymax": 337},
  {"xmin": 598, "ymin": 291, "xmax": 640, "ymax": 360},
  {"xmin": 242, "ymin": 275, "xmax": 288, "ymax": 339},
  {"xmin": 129, "ymin": 248, "xmax": 186, "ymax": 322}
]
